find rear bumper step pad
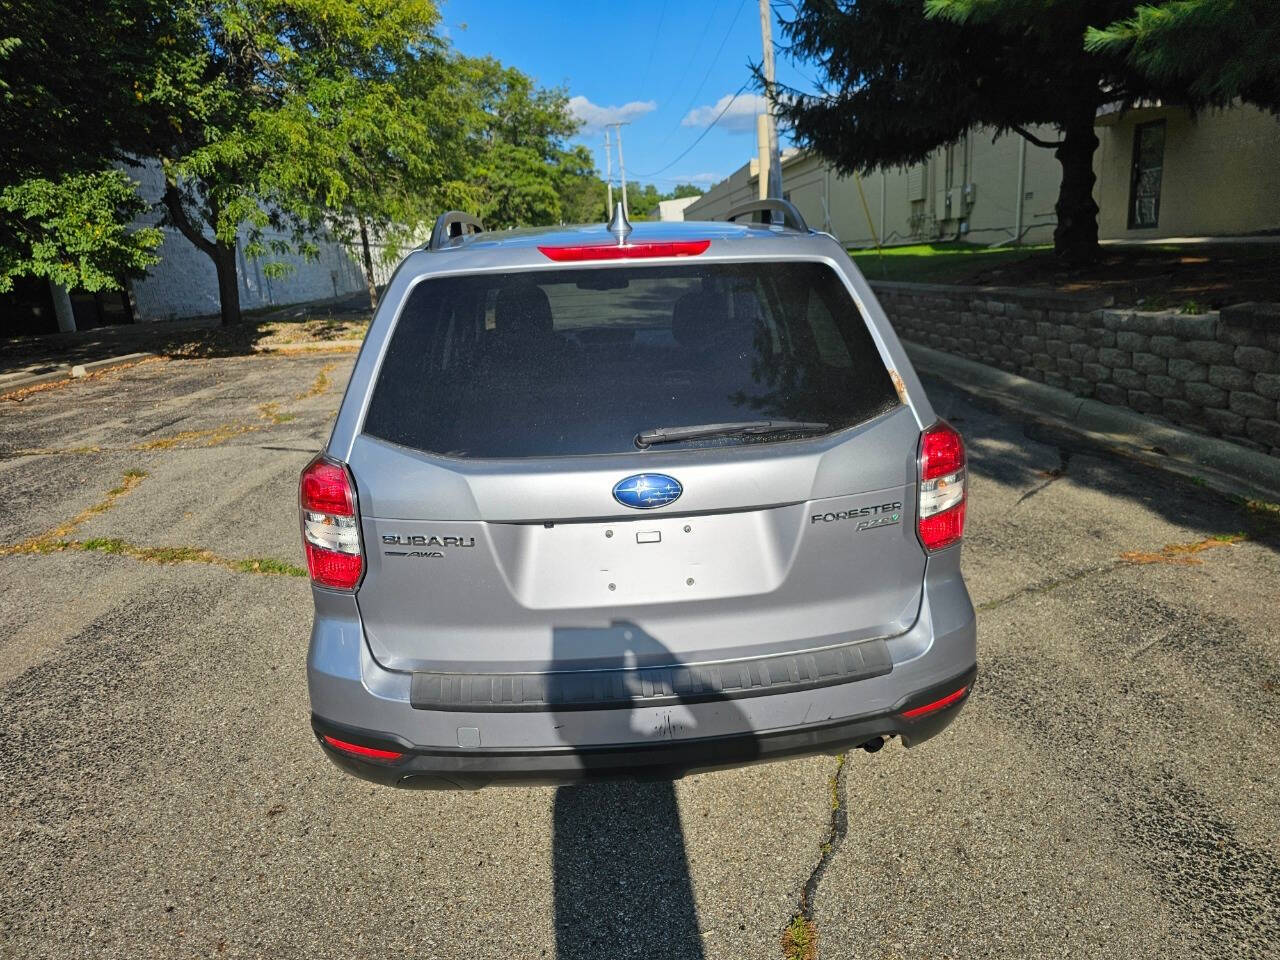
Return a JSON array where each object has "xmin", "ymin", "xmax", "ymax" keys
[{"xmin": 409, "ymin": 637, "xmax": 892, "ymax": 712}]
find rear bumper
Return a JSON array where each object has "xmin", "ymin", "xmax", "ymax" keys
[
  {"xmin": 312, "ymin": 665, "xmax": 976, "ymax": 789},
  {"xmin": 308, "ymin": 548, "xmax": 978, "ymax": 788}
]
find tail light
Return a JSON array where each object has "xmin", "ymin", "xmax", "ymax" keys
[
  {"xmin": 299, "ymin": 455, "xmax": 363, "ymax": 590},
  {"xmin": 917, "ymin": 420, "xmax": 966, "ymax": 552}
]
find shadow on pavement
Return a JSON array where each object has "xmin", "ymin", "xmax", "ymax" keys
[
  {"xmin": 926, "ymin": 375, "xmax": 1280, "ymax": 553},
  {"xmin": 550, "ymin": 621, "xmax": 756, "ymax": 960},
  {"xmin": 0, "ymin": 291, "xmax": 372, "ymax": 375}
]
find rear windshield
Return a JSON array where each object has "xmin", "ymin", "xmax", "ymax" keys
[{"xmin": 363, "ymin": 261, "xmax": 899, "ymax": 458}]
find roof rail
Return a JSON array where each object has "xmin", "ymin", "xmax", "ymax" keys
[
  {"xmin": 722, "ymin": 198, "xmax": 809, "ymax": 233},
  {"xmin": 428, "ymin": 211, "xmax": 484, "ymax": 250}
]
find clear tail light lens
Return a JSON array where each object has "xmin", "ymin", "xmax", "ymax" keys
[
  {"xmin": 917, "ymin": 421, "xmax": 966, "ymax": 552},
  {"xmin": 300, "ymin": 455, "xmax": 363, "ymax": 590}
]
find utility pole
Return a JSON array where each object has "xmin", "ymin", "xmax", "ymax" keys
[
  {"xmin": 604, "ymin": 129, "xmax": 614, "ymax": 220},
  {"xmin": 607, "ymin": 122, "xmax": 631, "ymax": 219},
  {"xmin": 758, "ymin": 0, "xmax": 783, "ymax": 200}
]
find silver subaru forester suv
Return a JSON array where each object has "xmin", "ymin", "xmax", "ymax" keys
[{"xmin": 303, "ymin": 201, "xmax": 976, "ymax": 788}]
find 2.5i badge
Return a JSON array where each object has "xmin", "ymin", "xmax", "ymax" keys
[{"xmin": 810, "ymin": 501, "xmax": 903, "ymax": 532}]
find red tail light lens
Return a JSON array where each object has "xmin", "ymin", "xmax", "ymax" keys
[
  {"xmin": 300, "ymin": 455, "xmax": 363, "ymax": 590},
  {"xmin": 537, "ymin": 240, "xmax": 711, "ymax": 261},
  {"xmin": 321, "ymin": 734, "xmax": 404, "ymax": 762},
  {"xmin": 917, "ymin": 421, "xmax": 966, "ymax": 552}
]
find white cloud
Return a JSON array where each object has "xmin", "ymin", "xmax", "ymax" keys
[
  {"xmin": 672, "ymin": 172, "xmax": 724, "ymax": 185},
  {"xmin": 681, "ymin": 93, "xmax": 773, "ymax": 134},
  {"xmin": 569, "ymin": 95, "xmax": 657, "ymax": 132}
]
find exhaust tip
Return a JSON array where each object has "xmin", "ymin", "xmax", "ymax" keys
[{"xmin": 861, "ymin": 736, "xmax": 885, "ymax": 754}]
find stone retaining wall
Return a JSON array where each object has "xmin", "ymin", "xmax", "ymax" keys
[{"xmin": 872, "ymin": 282, "xmax": 1280, "ymax": 457}]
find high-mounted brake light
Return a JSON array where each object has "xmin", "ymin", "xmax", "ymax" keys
[
  {"xmin": 917, "ymin": 420, "xmax": 966, "ymax": 552},
  {"xmin": 537, "ymin": 240, "xmax": 711, "ymax": 262},
  {"xmin": 321, "ymin": 734, "xmax": 404, "ymax": 762},
  {"xmin": 299, "ymin": 455, "xmax": 363, "ymax": 590}
]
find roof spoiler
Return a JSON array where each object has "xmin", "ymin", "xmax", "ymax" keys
[
  {"xmin": 428, "ymin": 211, "xmax": 484, "ymax": 251},
  {"xmin": 721, "ymin": 198, "xmax": 809, "ymax": 233}
]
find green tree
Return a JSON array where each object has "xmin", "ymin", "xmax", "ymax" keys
[
  {"xmin": 459, "ymin": 58, "xmax": 599, "ymax": 228},
  {"xmin": 667, "ymin": 183, "xmax": 706, "ymax": 200},
  {"xmin": 134, "ymin": 0, "xmax": 466, "ymax": 324},
  {"xmin": 0, "ymin": 0, "xmax": 165, "ymax": 295},
  {"xmin": 555, "ymin": 147, "xmax": 608, "ymax": 224},
  {"xmin": 1084, "ymin": 0, "xmax": 1280, "ymax": 109},
  {"xmin": 770, "ymin": 0, "xmax": 1280, "ymax": 264},
  {"xmin": 260, "ymin": 6, "xmax": 474, "ymax": 308},
  {"xmin": 0, "ymin": 172, "xmax": 161, "ymax": 294}
]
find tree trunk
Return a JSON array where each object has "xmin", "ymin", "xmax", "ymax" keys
[
  {"xmin": 1052, "ymin": 106, "xmax": 1101, "ymax": 266},
  {"xmin": 161, "ymin": 181, "xmax": 241, "ymax": 325},
  {"xmin": 358, "ymin": 216, "xmax": 378, "ymax": 311},
  {"xmin": 212, "ymin": 240, "xmax": 242, "ymax": 325}
]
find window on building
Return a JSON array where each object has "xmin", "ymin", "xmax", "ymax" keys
[{"xmin": 1128, "ymin": 120, "xmax": 1166, "ymax": 229}]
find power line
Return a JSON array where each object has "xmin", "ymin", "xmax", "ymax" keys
[
  {"xmin": 638, "ymin": 0, "xmax": 670, "ymax": 95},
  {"xmin": 656, "ymin": 0, "xmax": 723, "ymax": 122},
  {"xmin": 655, "ymin": 0, "xmax": 750, "ymax": 149},
  {"xmin": 633, "ymin": 80, "xmax": 751, "ymax": 178}
]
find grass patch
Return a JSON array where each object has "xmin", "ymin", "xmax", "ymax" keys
[
  {"xmin": 0, "ymin": 471, "xmax": 304, "ymax": 579},
  {"xmin": 781, "ymin": 916, "xmax": 817, "ymax": 960},
  {"xmin": 295, "ymin": 361, "xmax": 338, "ymax": 401},
  {"xmin": 232, "ymin": 556, "xmax": 307, "ymax": 577},
  {"xmin": 1120, "ymin": 533, "xmax": 1247, "ymax": 566},
  {"xmin": 1, "ymin": 469, "xmax": 149, "ymax": 554},
  {"xmin": 257, "ymin": 402, "xmax": 297, "ymax": 424},
  {"xmin": 137, "ymin": 420, "xmax": 264, "ymax": 450},
  {"xmin": 74, "ymin": 538, "xmax": 304, "ymax": 576},
  {"xmin": 848, "ymin": 241, "xmax": 1051, "ymax": 284}
]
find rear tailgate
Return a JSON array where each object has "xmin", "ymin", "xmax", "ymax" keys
[{"xmin": 346, "ymin": 256, "xmax": 926, "ymax": 673}]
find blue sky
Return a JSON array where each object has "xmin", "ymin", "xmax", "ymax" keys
[{"xmin": 443, "ymin": 0, "xmax": 816, "ymax": 191}]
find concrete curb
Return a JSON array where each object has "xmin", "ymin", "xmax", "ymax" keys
[
  {"xmin": 0, "ymin": 366, "xmax": 72, "ymax": 392},
  {"xmin": 70, "ymin": 352, "xmax": 154, "ymax": 378},
  {"xmin": 906, "ymin": 342, "xmax": 1280, "ymax": 504},
  {"xmin": 0, "ymin": 352, "xmax": 156, "ymax": 395}
]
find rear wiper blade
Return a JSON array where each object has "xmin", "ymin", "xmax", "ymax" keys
[{"xmin": 635, "ymin": 419, "xmax": 830, "ymax": 448}]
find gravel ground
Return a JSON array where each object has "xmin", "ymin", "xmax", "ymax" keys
[{"xmin": 1, "ymin": 352, "xmax": 1276, "ymax": 959}]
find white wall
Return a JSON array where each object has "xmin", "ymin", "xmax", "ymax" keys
[{"xmin": 123, "ymin": 160, "xmax": 368, "ymax": 321}]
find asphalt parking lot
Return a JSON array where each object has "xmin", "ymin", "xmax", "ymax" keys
[{"xmin": 1, "ymin": 351, "xmax": 1277, "ymax": 959}]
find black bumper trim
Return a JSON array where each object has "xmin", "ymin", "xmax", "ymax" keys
[
  {"xmin": 314, "ymin": 665, "xmax": 977, "ymax": 789},
  {"xmin": 408, "ymin": 637, "xmax": 893, "ymax": 712}
]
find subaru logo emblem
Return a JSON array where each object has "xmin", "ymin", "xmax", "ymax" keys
[{"xmin": 613, "ymin": 473, "xmax": 683, "ymax": 510}]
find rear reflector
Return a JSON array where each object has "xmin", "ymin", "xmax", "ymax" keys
[
  {"xmin": 901, "ymin": 684, "xmax": 970, "ymax": 720},
  {"xmin": 537, "ymin": 240, "xmax": 711, "ymax": 261},
  {"xmin": 321, "ymin": 734, "xmax": 404, "ymax": 762},
  {"xmin": 917, "ymin": 420, "xmax": 966, "ymax": 552},
  {"xmin": 300, "ymin": 455, "xmax": 363, "ymax": 590}
]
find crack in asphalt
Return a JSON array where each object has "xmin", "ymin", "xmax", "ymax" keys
[
  {"xmin": 0, "ymin": 469, "xmax": 148, "ymax": 554},
  {"xmin": 975, "ymin": 560, "xmax": 1125, "ymax": 613},
  {"xmin": 0, "ymin": 470, "xmax": 304, "ymax": 577},
  {"xmin": 783, "ymin": 752, "xmax": 851, "ymax": 959},
  {"xmin": 1014, "ymin": 447, "xmax": 1072, "ymax": 506}
]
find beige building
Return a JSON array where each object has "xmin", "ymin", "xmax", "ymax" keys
[
  {"xmin": 685, "ymin": 105, "xmax": 1280, "ymax": 246},
  {"xmin": 1095, "ymin": 103, "xmax": 1280, "ymax": 240}
]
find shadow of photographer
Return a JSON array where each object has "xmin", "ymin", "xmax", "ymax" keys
[{"xmin": 549, "ymin": 620, "xmax": 758, "ymax": 960}]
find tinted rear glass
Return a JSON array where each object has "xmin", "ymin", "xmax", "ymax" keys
[{"xmin": 363, "ymin": 261, "xmax": 898, "ymax": 458}]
